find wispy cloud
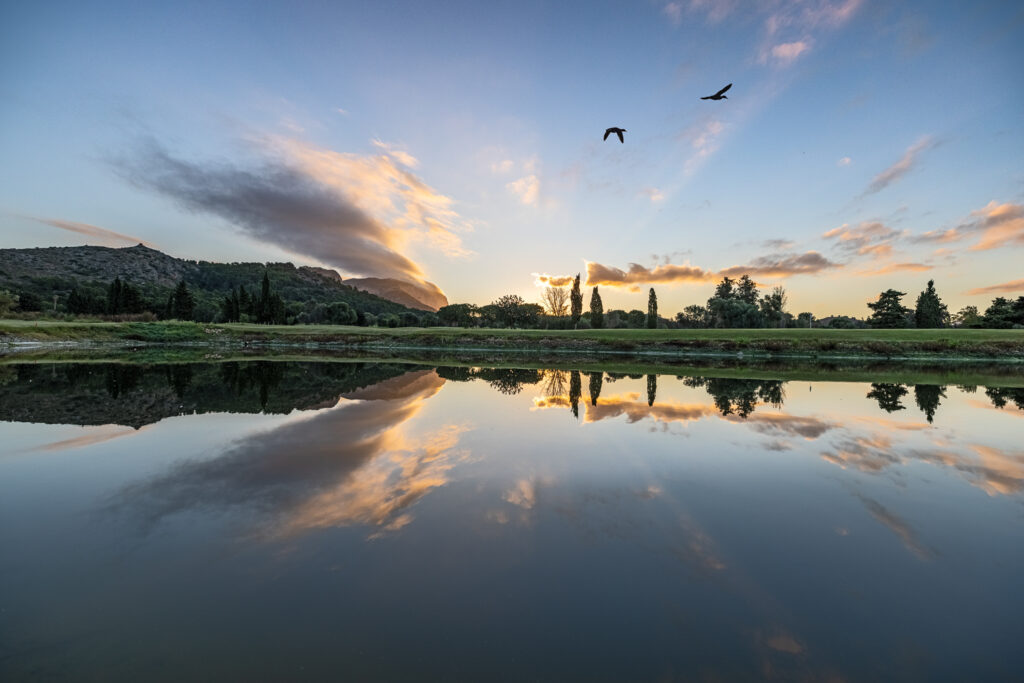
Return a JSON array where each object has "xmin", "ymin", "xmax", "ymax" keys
[
  {"xmin": 858, "ymin": 262, "xmax": 933, "ymax": 276},
  {"xmin": 838, "ymin": 156, "xmax": 852, "ymax": 167},
  {"xmin": 371, "ymin": 139, "xmax": 418, "ymax": 168},
  {"xmin": 862, "ymin": 136, "xmax": 936, "ymax": 197},
  {"xmin": 21, "ymin": 215, "xmax": 154, "ymax": 248},
  {"xmin": 766, "ymin": 40, "xmax": 811, "ymax": 65},
  {"xmin": 506, "ymin": 174, "xmax": 540, "ymax": 205},
  {"xmin": 680, "ymin": 117, "xmax": 725, "ymax": 176},
  {"xmin": 584, "ymin": 251, "xmax": 840, "ymax": 289},
  {"xmin": 823, "ymin": 221, "xmax": 904, "ymax": 257},
  {"xmin": 490, "ymin": 159, "xmax": 514, "ymax": 174},
  {"xmin": 719, "ymin": 251, "xmax": 841, "ymax": 279},
  {"xmin": 114, "ymin": 136, "xmax": 468, "ymax": 301},
  {"xmin": 640, "ymin": 187, "xmax": 665, "ymax": 203},
  {"xmin": 966, "ymin": 279, "xmax": 1024, "ymax": 296},
  {"xmin": 910, "ymin": 200, "xmax": 1024, "ymax": 251}
]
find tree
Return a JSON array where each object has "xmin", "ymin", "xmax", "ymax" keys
[
  {"xmin": 714, "ymin": 277, "xmax": 735, "ymax": 300},
  {"xmin": 735, "ymin": 274, "xmax": 759, "ymax": 305},
  {"xmin": 647, "ymin": 288, "xmax": 658, "ymax": 329},
  {"xmin": 492, "ymin": 294, "xmax": 526, "ymax": 327},
  {"xmin": 570, "ymin": 274, "xmax": 583, "ymax": 328},
  {"xmin": 759, "ymin": 286, "xmax": 788, "ymax": 328},
  {"xmin": 169, "ymin": 280, "xmax": 195, "ymax": 320},
  {"xmin": 867, "ymin": 383, "xmax": 908, "ymax": 412},
  {"xmin": 952, "ymin": 305, "xmax": 982, "ymax": 328},
  {"xmin": 914, "ymin": 280, "xmax": 949, "ymax": 328},
  {"xmin": 646, "ymin": 374, "xmax": 657, "ymax": 406},
  {"xmin": 542, "ymin": 286, "xmax": 569, "ymax": 317},
  {"xmin": 589, "ymin": 287, "xmax": 604, "ymax": 329},
  {"xmin": 983, "ymin": 297, "xmax": 1015, "ymax": 328},
  {"xmin": 867, "ymin": 289, "xmax": 911, "ymax": 328},
  {"xmin": 0, "ymin": 289, "xmax": 17, "ymax": 317},
  {"xmin": 796, "ymin": 312, "xmax": 814, "ymax": 328},
  {"xmin": 675, "ymin": 305, "xmax": 707, "ymax": 328},
  {"xmin": 438, "ymin": 303, "xmax": 477, "ymax": 327}
]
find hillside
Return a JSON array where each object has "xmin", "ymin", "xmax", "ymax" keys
[
  {"xmin": 0, "ymin": 244, "xmax": 437, "ymax": 320},
  {"xmin": 343, "ymin": 277, "xmax": 448, "ymax": 312}
]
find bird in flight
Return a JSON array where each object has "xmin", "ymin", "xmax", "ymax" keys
[
  {"xmin": 701, "ymin": 83, "xmax": 732, "ymax": 100},
  {"xmin": 604, "ymin": 127, "xmax": 626, "ymax": 143}
]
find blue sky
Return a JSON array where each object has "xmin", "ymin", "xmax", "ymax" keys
[{"xmin": 1, "ymin": 0, "xmax": 1022, "ymax": 315}]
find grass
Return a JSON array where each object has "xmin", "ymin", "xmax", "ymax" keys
[{"xmin": 2, "ymin": 319, "xmax": 1023, "ymax": 361}]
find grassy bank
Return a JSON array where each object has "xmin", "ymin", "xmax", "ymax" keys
[{"xmin": 3, "ymin": 319, "xmax": 1024, "ymax": 361}]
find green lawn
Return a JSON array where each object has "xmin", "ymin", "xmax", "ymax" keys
[{"xmin": 2, "ymin": 319, "xmax": 1023, "ymax": 358}]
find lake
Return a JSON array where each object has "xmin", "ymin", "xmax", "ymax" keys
[{"xmin": 1, "ymin": 359, "xmax": 1022, "ymax": 681}]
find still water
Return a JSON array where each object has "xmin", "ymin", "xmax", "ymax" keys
[{"xmin": 1, "ymin": 360, "xmax": 1022, "ymax": 681}]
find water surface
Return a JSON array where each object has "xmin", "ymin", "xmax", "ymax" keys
[{"xmin": 1, "ymin": 360, "xmax": 1022, "ymax": 681}]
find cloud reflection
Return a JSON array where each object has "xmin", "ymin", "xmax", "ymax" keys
[{"xmin": 110, "ymin": 370, "xmax": 468, "ymax": 539}]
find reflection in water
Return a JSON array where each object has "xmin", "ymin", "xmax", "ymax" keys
[
  {"xmin": 2, "ymin": 359, "xmax": 1023, "ymax": 681},
  {"xmin": 110, "ymin": 370, "xmax": 466, "ymax": 539}
]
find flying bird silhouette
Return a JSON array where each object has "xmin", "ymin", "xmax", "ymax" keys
[
  {"xmin": 701, "ymin": 83, "xmax": 732, "ymax": 100},
  {"xmin": 604, "ymin": 127, "xmax": 626, "ymax": 143}
]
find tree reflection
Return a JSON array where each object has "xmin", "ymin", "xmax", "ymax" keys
[
  {"xmin": 588, "ymin": 372, "xmax": 603, "ymax": 406},
  {"xmin": 682, "ymin": 377, "xmax": 786, "ymax": 418},
  {"xmin": 867, "ymin": 383, "xmax": 908, "ymax": 413},
  {"xmin": 569, "ymin": 371, "xmax": 581, "ymax": 419},
  {"xmin": 985, "ymin": 387, "xmax": 1024, "ymax": 410},
  {"xmin": 647, "ymin": 374, "xmax": 657, "ymax": 407},
  {"xmin": 914, "ymin": 384, "xmax": 946, "ymax": 423}
]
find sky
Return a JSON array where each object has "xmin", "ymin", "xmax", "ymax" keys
[{"xmin": 1, "ymin": 0, "xmax": 1022, "ymax": 316}]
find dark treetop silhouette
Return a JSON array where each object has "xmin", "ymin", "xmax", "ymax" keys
[
  {"xmin": 603, "ymin": 127, "xmax": 626, "ymax": 143},
  {"xmin": 701, "ymin": 83, "xmax": 732, "ymax": 100}
]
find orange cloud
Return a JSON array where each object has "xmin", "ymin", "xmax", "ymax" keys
[
  {"xmin": 966, "ymin": 279, "xmax": 1024, "ymax": 296},
  {"xmin": 533, "ymin": 273, "xmax": 575, "ymax": 288},
  {"xmin": 718, "ymin": 251, "xmax": 840, "ymax": 279},
  {"xmin": 858, "ymin": 262, "xmax": 933, "ymax": 276},
  {"xmin": 823, "ymin": 221, "xmax": 903, "ymax": 256},
  {"xmin": 23, "ymin": 215, "xmax": 155, "ymax": 248},
  {"xmin": 969, "ymin": 201, "xmax": 1024, "ymax": 251}
]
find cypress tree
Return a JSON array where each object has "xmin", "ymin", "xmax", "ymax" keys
[
  {"xmin": 171, "ymin": 280, "xmax": 195, "ymax": 320},
  {"xmin": 647, "ymin": 374, "xmax": 657, "ymax": 406},
  {"xmin": 569, "ymin": 370, "xmax": 581, "ymax": 419},
  {"xmin": 647, "ymin": 288, "xmax": 658, "ymax": 329},
  {"xmin": 914, "ymin": 280, "xmax": 948, "ymax": 328},
  {"xmin": 588, "ymin": 371, "xmax": 603, "ymax": 406},
  {"xmin": 570, "ymin": 273, "xmax": 583, "ymax": 328},
  {"xmin": 590, "ymin": 286, "xmax": 604, "ymax": 329}
]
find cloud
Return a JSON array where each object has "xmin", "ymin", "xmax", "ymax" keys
[
  {"xmin": 533, "ymin": 273, "xmax": 575, "ymax": 288},
  {"xmin": 910, "ymin": 200, "xmax": 1024, "ymax": 251},
  {"xmin": 585, "ymin": 262, "xmax": 716, "ymax": 289},
  {"xmin": 22, "ymin": 215, "xmax": 155, "ymax": 248},
  {"xmin": 335, "ymin": 107, "xmax": 349, "ymax": 115},
  {"xmin": 862, "ymin": 136, "xmax": 936, "ymax": 196},
  {"xmin": 969, "ymin": 201, "xmax": 1024, "ymax": 251},
  {"xmin": 584, "ymin": 251, "xmax": 840, "ymax": 289},
  {"xmin": 115, "ymin": 136, "xmax": 468, "ymax": 298},
  {"xmin": 838, "ymin": 156, "xmax": 852, "ymax": 166},
  {"xmin": 680, "ymin": 117, "xmax": 725, "ymax": 176},
  {"xmin": 506, "ymin": 174, "xmax": 540, "ymax": 205},
  {"xmin": 761, "ymin": 238, "xmax": 796, "ymax": 250},
  {"xmin": 678, "ymin": 0, "xmax": 737, "ymax": 24},
  {"xmin": 966, "ymin": 279, "xmax": 1024, "ymax": 296},
  {"xmin": 858, "ymin": 262, "xmax": 933, "ymax": 276},
  {"xmin": 719, "ymin": 251, "xmax": 841, "ymax": 278},
  {"xmin": 768, "ymin": 40, "xmax": 811, "ymax": 64},
  {"xmin": 641, "ymin": 187, "xmax": 665, "ymax": 203},
  {"xmin": 857, "ymin": 494, "xmax": 935, "ymax": 561},
  {"xmin": 662, "ymin": 1, "xmax": 683, "ymax": 25},
  {"xmin": 490, "ymin": 159, "xmax": 514, "ymax": 174},
  {"xmin": 371, "ymin": 139, "xmax": 418, "ymax": 168},
  {"xmin": 823, "ymin": 221, "xmax": 904, "ymax": 257}
]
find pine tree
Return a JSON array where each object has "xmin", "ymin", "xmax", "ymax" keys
[
  {"xmin": 914, "ymin": 280, "xmax": 948, "ymax": 328},
  {"xmin": 107, "ymin": 277, "xmax": 123, "ymax": 314},
  {"xmin": 590, "ymin": 286, "xmax": 604, "ymax": 329},
  {"xmin": 867, "ymin": 289, "xmax": 911, "ymax": 328},
  {"xmin": 570, "ymin": 273, "xmax": 583, "ymax": 328},
  {"xmin": 647, "ymin": 288, "xmax": 658, "ymax": 329},
  {"xmin": 171, "ymin": 280, "xmax": 195, "ymax": 320}
]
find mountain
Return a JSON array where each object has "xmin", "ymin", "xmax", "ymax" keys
[
  {"xmin": 0, "ymin": 244, "xmax": 434, "ymax": 319},
  {"xmin": 343, "ymin": 277, "xmax": 448, "ymax": 312}
]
